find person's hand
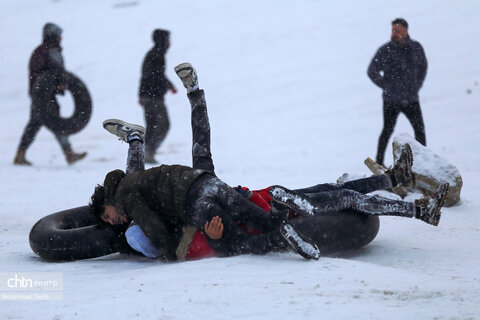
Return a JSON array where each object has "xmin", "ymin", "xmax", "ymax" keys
[
  {"xmin": 56, "ymin": 84, "xmax": 66, "ymax": 95},
  {"xmin": 170, "ymin": 87, "xmax": 177, "ymax": 94},
  {"xmin": 204, "ymin": 216, "xmax": 224, "ymax": 240}
]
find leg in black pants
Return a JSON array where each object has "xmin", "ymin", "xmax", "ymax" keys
[
  {"xmin": 401, "ymin": 102, "xmax": 426, "ymax": 146},
  {"xmin": 294, "ymin": 174, "xmax": 392, "ymax": 195},
  {"xmin": 188, "ymin": 90, "xmax": 215, "ymax": 173},
  {"xmin": 184, "ymin": 89, "xmax": 288, "ymax": 256},
  {"xmin": 186, "ymin": 175, "xmax": 288, "ymax": 256},
  {"xmin": 376, "ymin": 101, "xmax": 401, "ymax": 165},
  {"xmin": 143, "ymin": 97, "xmax": 170, "ymax": 163}
]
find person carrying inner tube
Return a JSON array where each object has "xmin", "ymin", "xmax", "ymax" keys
[
  {"xmin": 13, "ymin": 22, "xmax": 87, "ymax": 166},
  {"xmin": 91, "ymin": 63, "xmax": 448, "ymax": 262}
]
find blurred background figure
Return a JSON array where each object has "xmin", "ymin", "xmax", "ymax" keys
[
  {"xmin": 367, "ymin": 18, "xmax": 428, "ymax": 166},
  {"xmin": 13, "ymin": 22, "xmax": 87, "ymax": 166},
  {"xmin": 138, "ymin": 29, "xmax": 177, "ymax": 164}
]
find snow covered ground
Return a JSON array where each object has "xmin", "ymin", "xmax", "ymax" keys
[{"xmin": 1, "ymin": 0, "xmax": 479, "ymax": 319}]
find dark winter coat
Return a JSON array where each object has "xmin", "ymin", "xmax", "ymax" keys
[
  {"xmin": 103, "ymin": 165, "xmax": 211, "ymax": 259},
  {"xmin": 367, "ymin": 37, "xmax": 427, "ymax": 104},
  {"xmin": 29, "ymin": 39, "xmax": 66, "ymax": 97},
  {"xmin": 138, "ymin": 29, "xmax": 174, "ymax": 99}
]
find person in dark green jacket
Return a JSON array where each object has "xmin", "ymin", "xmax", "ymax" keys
[{"xmin": 91, "ymin": 67, "xmax": 320, "ymax": 261}]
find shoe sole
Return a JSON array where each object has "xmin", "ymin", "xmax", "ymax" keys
[
  {"xmin": 174, "ymin": 63, "xmax": 194, "ymax": 77},
  {"xmin": 280, "ymin": 224, "xmax": 320, "ymax": 260},
  {"xmin": 429, "ymin": 183, "xmax": 449, "ymax": 226},
  {"xmin": 269, "ymin": 185, "xmax": 316, "ymax": 216},
  {"xmin": 103, "ymin": 119, "xmax": 145, "ymax": 136}
]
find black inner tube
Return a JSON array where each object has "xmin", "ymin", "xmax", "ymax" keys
[
  {"xmin": 29, "ymin": 206, "xmax": 129, "ymax": 262},
  {"xmin": 29, "ymin": 206, "xmax": 379, "ymax": 262},
  {"xmin": 290, "ymin": 211, "xmax": 380, "ymax": 255},
  {"xmin": 31, "ymin": 71, "xmax": 92, "ymax": 135}
]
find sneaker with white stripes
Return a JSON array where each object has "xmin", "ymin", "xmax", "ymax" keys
[
  {"xmin": 174, "ymin": 62, "xmax": 199, "ymax": 93},
  {"xmin": 103, "ymin": 119, "xmax": 145, "ymax": 143}
]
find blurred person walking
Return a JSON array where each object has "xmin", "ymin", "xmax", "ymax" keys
[
  {"xmin": 14, "ymin": 23, "xmax": 87, "ymax": 165},
  {"xmin": 368, "ymin": 18, "xmax": 428, "ymax": 166},
  {"xmin": 138, "ymin": 29, "xmax": 177, "ymax": 164}
]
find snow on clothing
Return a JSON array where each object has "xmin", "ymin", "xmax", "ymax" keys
[
  {"xmin": 367, "ymin": 36, "xmax": 427, "ymax": 104},
  {"xmin": 103, "ymin": 165, "xmax": 286, "ymax": 261},
  {"xmin": 103, "ymin": 165, "xmax": 209, "ymax": 260}
]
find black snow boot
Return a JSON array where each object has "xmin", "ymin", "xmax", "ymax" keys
[
  {"xmin": 269, "ymin": 185, "xmax": 316, "ymax": 216},
  {"xmin": 386, "ymin": 144, "xmax": 415, "ymax": 188},
  {"xmin": 279, "ymin": 222, "xmax": 320, "ymax": 260},
  {"xmin": 415, "ymin": 183, "xmax": 449, "ymax": 226}
]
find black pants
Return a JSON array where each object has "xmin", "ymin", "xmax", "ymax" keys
[
  {"xmin": 186, "ymin": 175, "xmax": 287, "ymax": 256},
  {"xmin": 140, "ymin": 97, "xmax": 169, "ymax": 159},
  {"xmin": 376, "ymin": 101, "xmax": 426, "ymax": 165},
  {"xmin": 18, "ymin": 102, "xmax": 72, "ymax": 153},
  {"xmin": 294, "ymin": 174, "xmax": 416, "ymax": 218},
  {"xmin": 129, "ymin": 90, "xmax": 286, "ymax": 257},
  {"xmin": 185, "ymin": 90, "xmax": 286, "ymax": 256}
]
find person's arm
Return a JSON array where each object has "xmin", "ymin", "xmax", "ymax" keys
[
  {"xmin": 138, "ymin": 51, "xmax": 154, "ymax": 100},
  {"xmin": 367, "ymin": 48, "xmax": 387, "ymax": 89},
  {"xmin": 415, "ymin": 42, "xmax": 428, "ymax": 90},
  {"xmin": 167, "ymin": 78, "xmax": 177, "ymax": 94},
  {"xmin": 46, "ymin": 48, "xmax": 67, "ymax": 88}
]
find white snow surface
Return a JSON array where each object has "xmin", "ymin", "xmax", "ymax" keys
[{"xmin": 1, "ymin": 1, "xmax": 480, "ymax": 319}]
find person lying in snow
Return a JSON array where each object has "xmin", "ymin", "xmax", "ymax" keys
[
  {"xmin": 91, "ymin": 63, "xmax": 448, "ymax": 261},
  {"xmin": 90, "ymin": 70, "xmax": 321, "ymax": 262}
]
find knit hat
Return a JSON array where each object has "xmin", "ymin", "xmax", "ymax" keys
[
  {"xmin": 152, "ymin": 29, "xmax": 170, "ymax": 46},
  {"xmin": 43, "ymin": 22, "xmax": 63, "ymax": 42}
]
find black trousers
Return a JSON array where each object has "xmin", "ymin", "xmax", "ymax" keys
[
  {"xmin": 376, "ymin": 101, "xmax": 426, "ymax": 165},
  {"xmin": 186, "ymin": 175, "xmax": 287, "ymax": 256},
  {"xmin": 18, "ymin": 102, "xmax": 72, "ymax": 153},
  {"xmin": 140, "ymin": 97, "xmax": 170, "ymax": 159},
  {"xmin": 129, "ymin": 90, "xmax": 287, "ymax": 257},
  {"xmin": 185, "ymin": 90, "xmax": 287, "ymax": 256}
]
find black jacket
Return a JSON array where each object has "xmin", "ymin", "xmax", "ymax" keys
[
  {"xmin": 103, "ymin": 165, "xmax": 211, "ymax": 259},
  {"xmin": 138, "ymin": 29, "xmax": 174, "ymax": 99},
  {"xmin": 367, "ymin": 37, "xmax": 427, "ymax": 103},
  {"xmin": 29, "ymin": 39, "xmax": 65, "ymax": 97}
]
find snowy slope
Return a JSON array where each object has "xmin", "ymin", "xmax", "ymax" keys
[{"xmin": 1, "ymin": 0, "xmax": 479, "ymax": 319}]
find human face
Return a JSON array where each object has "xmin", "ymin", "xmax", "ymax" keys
[
  {"xmin": 391, "ymin": 24, "xmax": 408, "ymax": 44},
  {"xmin": 101, "ymin": 205, "xmax": 128, "ymax": 225}
]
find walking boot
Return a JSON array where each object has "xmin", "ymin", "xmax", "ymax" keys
[
  {"xmin": 65, "ymin": 150, "xmax": 87, "ymax": 165},
  {"xmin": 386, "ymin": 144, "xmax": 415, "ymax": 187},
  {"xmin": 13, "ymin": 149, "xmax": 32, "ymax": 166},
  {"xmin": 414, "ymin": 183, "xmax": 449, "ymax": 226}
]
